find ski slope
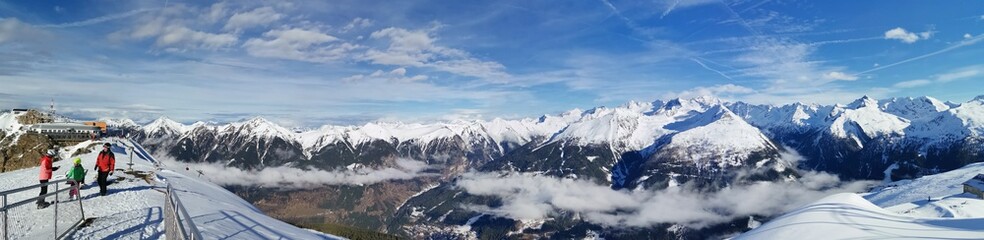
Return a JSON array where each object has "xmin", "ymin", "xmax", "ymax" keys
[
  {"xmin": 0, "ymin": 138, "xmax": 341, "ymax": 239},
  {"xmin": 735, "ymin": 163, "xmax": 984, "ymax": 239}
]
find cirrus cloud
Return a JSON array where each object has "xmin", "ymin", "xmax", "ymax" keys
[
  {"xmin": 223, "ymin": 7, "xmax": 283, "ymax": 32},
  {"xmin": 243, "ymin": 27, "xmax": 360, "ymax": 63}
]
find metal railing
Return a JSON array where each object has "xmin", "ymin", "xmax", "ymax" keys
[
  {"xmin": 164, "ymin": 182, "xmax": 203, "ymax": 240},
  {"xmin": 0, "ymin": 178, "xmax": 85, "ymax": 240}
]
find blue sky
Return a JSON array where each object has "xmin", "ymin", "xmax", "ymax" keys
[{"xmin": 0, "ymin": 0, "xmax": 982, "ymax": 127}]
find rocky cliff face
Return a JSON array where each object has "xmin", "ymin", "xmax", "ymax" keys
[{"xmin": 1, "ymin": 111, "xmax": 58, "ymax": 173}]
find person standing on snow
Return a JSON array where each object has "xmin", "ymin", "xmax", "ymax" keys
[
  {"xmin": 37, "ymin": 149, "xmax": 60, "ymax": 208},
  {"xmin": 65, "ymin": 157, "xmax": 86, "ymax": 200},
  {"xmin": 94, "ymin": 143, "xmax": 115, "ymax": 196}
]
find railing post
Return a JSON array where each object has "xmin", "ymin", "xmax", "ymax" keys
[
  {"xmin": 76, "ymin": 183, "xmax": 85, "ymax": 219},
  {"xmin": 53, "ymin": 182, "xmax": 58, "ymax": 239},
  {"xmin": 3, "ymin": 194, "xmax": 7, "ymax": 240}
]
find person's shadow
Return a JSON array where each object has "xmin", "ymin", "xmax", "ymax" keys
[{"xmin": 82, "ymin": 185, "xmax": 155, "ymax": 199}]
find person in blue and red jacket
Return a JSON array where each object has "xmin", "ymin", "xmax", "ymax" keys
[
  {"xmin": 37, "ymin": 149, "xmax": 60, "ymax": 208},
  {"xmin": 94, "ymin": 143, "xmax": 115, "ymax": 196}
]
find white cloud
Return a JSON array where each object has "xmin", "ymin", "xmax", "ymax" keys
[
  {"xmin": 363, "ymin": 27, "xmax": 509, "ymax": 80},
  {"xmin": 341, "ymin": 17, "xmax": 373, "ymax": 32},
  {"xmin": 966, "ymin": 33, "xmax": 973, "ymax": 39},
  {"xmin": 369, "ymin": 69, "xmax": 384, "ymax": 77},
  {"xmin": 204, "ymin": 2, "xmax": 228, "ymax": 24},
  {"xmin": 884, "ymin": 27, "xmax": 931, "ymax": 43},
  {"xmin": 441, "ymin": 108, "xmax": 486, "ymax": 121},
  {"xmin": 342, "ymin": 67, "xmax": 429, "ymax": 83},
  {"xmin": 936, "ymin": 68, "xmax": 979, "ymax": 82},
  {"xmin": 163, "ymin": 158, "xmax": 435, "ymax": 188},
  {"xmin": 431, "ymin": 59, "xmax": 508, "ymax": 80},
  {"xmin": 657, "ymin": 0, "xmax": 717, "ymax": 18},
  {"xmin": 732, "ymin": 40, "xmax": 819, "ymax": 83},
  {"xmin": 824, "ymin": 71, "xmax": 858, "ymax": 81},
  {"xmin": 736, "ymin": 87, "xmax": 892, "ymax": 105},
  {"xmin": 390, "ymin": 67, "xmax": 407, "ymax": 76},
  {"xmin": 340, "ymin": 74, "xmax": 365, "ymax": 82},
  {"xmin": 244, "ymin": 27, "xmax": 359, "ymax": 62},
  {"xmin": 893, "ymin": 79, "xmax": 931, "ymax": 88},
  {"xmin": 720, "ymin": 36, "xmax": 876, "ymax": 104},
  {"xmin": 455, "ymin": 169, "xmax": 874, "ymax": 228},
  {"xmin": 156, "ymin": 25, "xmax": 237, "ymax": 49},
  {"xmin": 918, "ymin": 31, "xmax": 934, "ymax": 39},
  {"xmin": 111, "ymin": 6, "xmax": 237, "ymax": 51},
  {"xmin": 0, "ymin": 18, "xmax": 47, "ymax": 44},
  {"xmin": 223, "ymin": 7, "xmax": 282, "ymax": 32},
  {"xmin": 40, "ymin": 8, "xmax": 154, "ymax": 28},
  {"xmin": 884, "ymin": 65, "xmax": 982, "ymax": 91},
  {"xmin": 665, "ymin": 84, "xmax": 754, "ymax": 100},
  {"xmin": 884, "ymin": 27, "xmax": 919, "ymax": 43}
]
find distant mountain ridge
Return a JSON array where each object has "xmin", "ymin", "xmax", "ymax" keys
[
  {"xmin": 130, "ymin": 95, "xmax": 983, "ymax": 178},
  {"xmin": 119, "ymin": 95, "xmax": 984, "ymax": 238}
]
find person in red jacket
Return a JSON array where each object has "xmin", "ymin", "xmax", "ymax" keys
[
  {"xmin": 37, "ymin": 149, "xmax": 60, "ymax": 208},
  {"xmin": 94, "ymin": 143, "xmax": 115, "ymax": 196}
]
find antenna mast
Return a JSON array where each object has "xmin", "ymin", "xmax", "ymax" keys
[{"xmin": 47, "ymin": 98, "xmax": 57, "ymax": 123}]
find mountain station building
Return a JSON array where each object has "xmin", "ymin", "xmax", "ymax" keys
[
  {"xmin": 27, "ymin": 123, "xmax": 101, "ymax": 145},
  {"xmin": 963, "ymin": 174, "xmax": 984, "ymax": 199}
]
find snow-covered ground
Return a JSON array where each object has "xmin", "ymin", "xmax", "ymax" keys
[
  {"xmin": 0, "ymin": 138, "xmax": 341, "ymax": 239},
  {"xmin": 735, "ymin": 163, "xmax": 984, "ymax": 239}
]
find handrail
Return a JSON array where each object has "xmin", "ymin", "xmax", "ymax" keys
[
  {"xmin": 0, "ymin": 178, "xmax": 85, "ymax": 240},
  {"xmin": 0, "ymin": 178, "xmax": 69, "ymax": 197},
  {"xmin": 2, "ymin": 183, "xmax": 74, "ymax": 211},
  {"xmin": 164, "ymin": 182, "xmax": 203, "ymax": 240}
]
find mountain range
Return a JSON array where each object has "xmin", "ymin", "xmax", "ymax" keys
[{"xmin": 121, "ymin": 95, "xmax": 984, "ymax": 238}]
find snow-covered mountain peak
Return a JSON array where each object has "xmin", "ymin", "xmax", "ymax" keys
[
  {"xmin": 828, "ymin": 102, "xmax": 910, "ymax": 142},
  {"xmin": 224, "ymin": 116, "xmax": 296, "ymax": 139},
  {"xmin": 879, "ymin": 96, "xmax": 949, "ymax": 120},
  {"xmin": 537, "ymin": 108, "xmax": 583, "ymax": 124},
  {"xmin": 944, "ymin": 99, "xmax": 984, "ymax": 136},
  {"xmin": 561, "ymin": 108, "xmax": 584, "ymax": 117},
  {"xmin": 98, "ymin": 118, "xmax": 140, "ymax": 128},
  {"xmin": 664, "ymin": 104, "xmax": 735, "ymax": 131},
  {"xmin": 847, "ymin": 95, "xmax": 878, "ymax": 109},
  {"xmin": 659, "ymin": 104, "xmax": 778, "ymax": 168},
  {"xmin": 620, "ymin": 100, "xmax": 656, "ymax": 113},
  {"xmin": 691, "ymin": 95, "xmax": 723, "ymax": 105},
  {"xmin": 660, "ymin": 96, "xmax": 722, "ymax": 114},
  {"xmin": 142, "ymin": 116, "xmax": 188, "ymax": 136},
  {"xmin": 973, "ymin": 95, "xmax": 984, "ymax": 102},
  {"xmin": 240, "ymin": 116, "xmax": 275, "ymax": 126}
]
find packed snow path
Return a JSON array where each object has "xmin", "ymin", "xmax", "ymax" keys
[{"xmin": 0, "ymin": 138, "xmax": 340, "ymax": 239}]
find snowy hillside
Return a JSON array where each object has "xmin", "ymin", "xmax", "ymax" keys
[
  {"xmin": 828, "ymin": 96, "xmax": 910, "ymax": 141},
  {"xmin": 0, "ymin": 138, "xmax": 340, "ymax": 239},
  {"xmin": 0, "ymin": 111, "xmax": 25, "ymax": 136},
  {"xmin": 879, "ymin": 96, "xmax": 951, "ymax": 121},
  {"xmin": 653, "ymin": 105, "xmax": 780, "ymax": 168},
  {"xmin": 735, "ymin": 163, "xmax": 984, "ymax": 239}
]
